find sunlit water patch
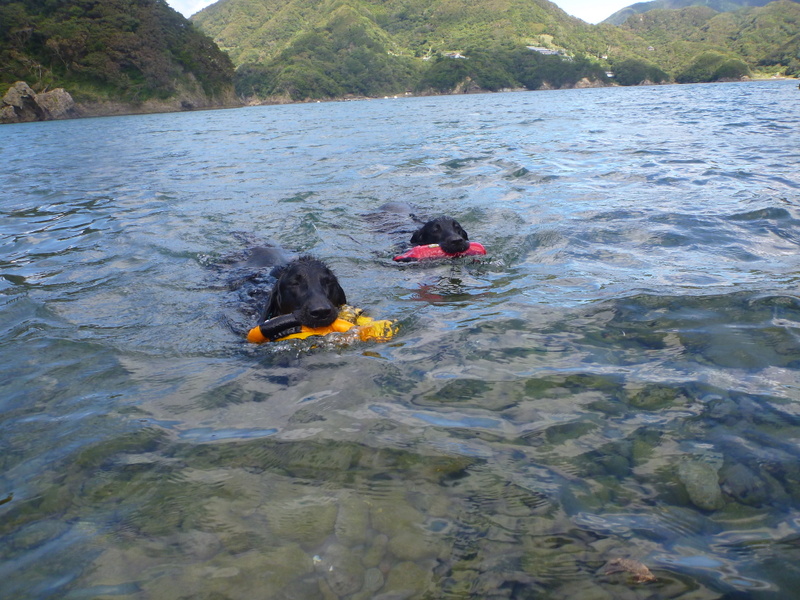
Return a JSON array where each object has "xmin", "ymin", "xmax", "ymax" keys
[{"xmin": 1, "ymin": 80, "xmax": 800, "ymax": 599}]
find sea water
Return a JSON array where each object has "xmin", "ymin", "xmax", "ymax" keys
[{"xmin": 1, "ymin": 80, "xmax": 800, "ymax": 599}]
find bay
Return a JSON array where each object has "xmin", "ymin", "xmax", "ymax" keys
[{"xmin": 1, "ymin": 80, "xmax": 800, "ymax": 599}]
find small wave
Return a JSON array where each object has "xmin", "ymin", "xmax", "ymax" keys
[
  {"xmin": 177, "ymin": 427, "xmax": 278, "ymax": 441},
  {"xmin": 727, "ymin": 206, "xmax": 793, "ymax": 221}
]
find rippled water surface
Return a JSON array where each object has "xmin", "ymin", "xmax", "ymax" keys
[{"xmin": 2, "ymin": 81, "xmax": 800, "ymax": 599}]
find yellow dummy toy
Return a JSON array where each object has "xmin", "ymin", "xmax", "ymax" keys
[{"xmin": 247, "ymin": 305, "xmax": 396, "ymax": 344}]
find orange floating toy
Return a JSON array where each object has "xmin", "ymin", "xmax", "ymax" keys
[{"xmin": 247, "ymin": 305, "xmax": 396, "ymax": 344}]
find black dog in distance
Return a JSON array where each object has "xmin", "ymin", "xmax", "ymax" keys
[{"xmin": 410, "ymin": 216, "xmax": 471, "ymax": 255}]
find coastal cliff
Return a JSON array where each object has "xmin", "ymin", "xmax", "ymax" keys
[{"xmin": 0, "ymin": 0, "xmax": 238, "ymax": 124}]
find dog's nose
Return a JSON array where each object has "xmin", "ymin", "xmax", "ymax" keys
[{"xmin": 310, "ymin": 305, "xmax": 335, "ymax": 319}]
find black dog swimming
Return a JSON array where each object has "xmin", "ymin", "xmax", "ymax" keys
[
  {"xmin": 391, "ymin": 213, "xmax": 485, "ymax": 262},
  {"xmin": 410, "ymin": 216, "xmax": 471, "ymax": 255},
  {"xmin": 246, "ymin": 253, "xmax": 397, "ymax": 345},
  {"xmin": 364, "ymin": 203, "xmax": 472, "ymax": 256},
  {"xmin": 261, "ymin": 255, "xmax": 347, "ymax": 328}
]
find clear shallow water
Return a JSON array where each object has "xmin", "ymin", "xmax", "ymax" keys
[{"xmin": 1, "ymin": 80, "xmax": 800, "ymax": 599}]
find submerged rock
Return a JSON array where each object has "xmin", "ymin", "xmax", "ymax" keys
[
  {"xmin": 267, "ymin": 497, "xmax": 338, "ymax": 547},
  {"xmin": 384, "ymin": 561, "xmax": 432, "ymax": 597},
  {"xmin": 362, "ymin": 533, "xmax": 388, "ymax": 568},
  {"xmin": 678, "ymin": 460, "xmax": 724, "ymax": 511},
  {"xmin": 388, "ymin": 530, "xmax": 441, "ymax": 561},
  {"xmin": 363, "ymin": 567, "xmax": 385, "ymax": 594},
  {"xmin": 720, "ymin": 463, "xmax": 769, "ymax": 507},
  {"xmin": 314, "ymin": 542, "xmax": 365, "ymax": 597},
  {"xmin": 371, "ymin": 500, "xmax": 424, "ymax": 538},
  {"xmin": 171, "ymin": 530, "xmax": 222, "ymax": 562},
  {"xmin": 335, "ymin": 493, "xmax": 371, "ymax": 546},
  {"xmin": 601, "ymin": 557, "xmax": 656, "ymax": 583}
]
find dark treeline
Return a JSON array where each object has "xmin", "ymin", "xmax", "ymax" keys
[{"xmin": 416, "ymin": 48, "xmax": 614, "ymax": 93}]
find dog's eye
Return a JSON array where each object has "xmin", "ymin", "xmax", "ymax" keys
[{"xmin": 432, "ymin": 224, "xmax": 441, "ymax": 233}]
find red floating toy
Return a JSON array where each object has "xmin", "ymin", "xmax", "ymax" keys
[{"xmin": 393, "ymin": 242, "xmax": 486, "ymax": 262}]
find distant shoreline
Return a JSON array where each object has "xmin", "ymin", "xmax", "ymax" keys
[
  {"xmin": 235, "ymin": 75, "xmax": 796, "ymax": 108},
  {"xmin": 2, "ymin": 76, "xmax": 795, "ymax": 125}
]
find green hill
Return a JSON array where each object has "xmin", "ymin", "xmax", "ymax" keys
[
  {"xmin": 193, "ymin": 0, "xmax": 657, "ymax": 100},
  {"xmin": 191, "ymin": 0, "xmax": 799, "ymax": 102},
  {"xmin": 617, "ymin": 1, "xmax": 800, "ymax": 76},
  {"xmin": 0, "ymin": 0, "xmax": 237, "ymax": 116},
  {"xmin": 4, "ymin": 0, "xmax": 795, "ymax": 114},
  {"xmin": 193, "ymin": 0, "xmax": 598, "ymax": 65},
  {"xmin": 603, "ymin": 0, "xmax": 797, "ymax": 26}
]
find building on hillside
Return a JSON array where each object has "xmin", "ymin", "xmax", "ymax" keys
[{"xmin": 527, "ymin": 46, "xmax": 560, "ymax": 55}]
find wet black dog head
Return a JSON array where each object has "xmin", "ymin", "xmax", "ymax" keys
[
  {"xmin": 410, "ymin": 217, "xmax": 470, "ymax": 254},
  {"xmin": 263, "ymin": 256, "xmax": 347, "ymax": 328}
]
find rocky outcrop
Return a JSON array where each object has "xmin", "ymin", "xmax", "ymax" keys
[
  {"xmin": 574, "ymin": 77, "xmax": 606, "ymax": 88},
  {"xmin": 1, "ymin": 78, "xmax": 243, "ymax": 123},
  {"xmin": 1, "ymin": 82, "xmax": 44, "ymax": 123},
  {"xmin": 1, "ymin": 81, "xmax": 77, "ymax": 124},
  {"xmin": 35, "ymin": 87, "xmax": 76, "ymax": 119}
]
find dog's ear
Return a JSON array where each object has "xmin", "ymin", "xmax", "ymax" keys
[
  {"xmin": 330, "ymin": 280, "xmax": 347, "ymax": 307},
  {"xmin": 261, "ymin": 264, "xmax": 289, "ymax": 320},
  {"xmin": 262, "ymin": 286, "xmax": 282, "ymax": 321}
]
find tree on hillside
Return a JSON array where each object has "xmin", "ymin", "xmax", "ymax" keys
[
  {"xmin": 415, "ymin": 55, "xmax": 471, "ymax": 92},
  {"xmin": 676, "ymin": 50, "xmax": 750, "ymax": 82},
  {"xmin": 612, "ymin": 58, "xmax": 670, "ymax": 84}
]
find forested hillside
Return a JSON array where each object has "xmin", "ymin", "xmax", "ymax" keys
[
  {"xmin": 604, "ymin": 0, "xmax": 798, "ymax": 25},
  {"xmin": 192, "ymin": 0, "xmax": 631, "ymax": 66},
  {"xmin": 193, "ymin": 0, "xmax": 663, "ymax": 100},
  {"xmin": 618, "ymin": 1, "xmax": 800, "ymax": 78},
  {"xmin": 2, "ymin": 0, "xmax": 797, "ymax": 115},
  {"xmin": 0, "ymin": 0, "xmax": 237, "ymax": 112},
  {"xmin": 192, "ymin": 0, "xmax": 798, "ymax": 102}
]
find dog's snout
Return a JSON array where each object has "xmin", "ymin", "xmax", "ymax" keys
[
  {"xmin": 440, "ymin": 234, "xmax": 470, "ymax": 254},
  {"xmin": 303, "ymin": 294, "xmax": 338, "ymax": 327},
  {"xmin": 309, "ymin": 304, "xmax": 335, "ymax": 319}
]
